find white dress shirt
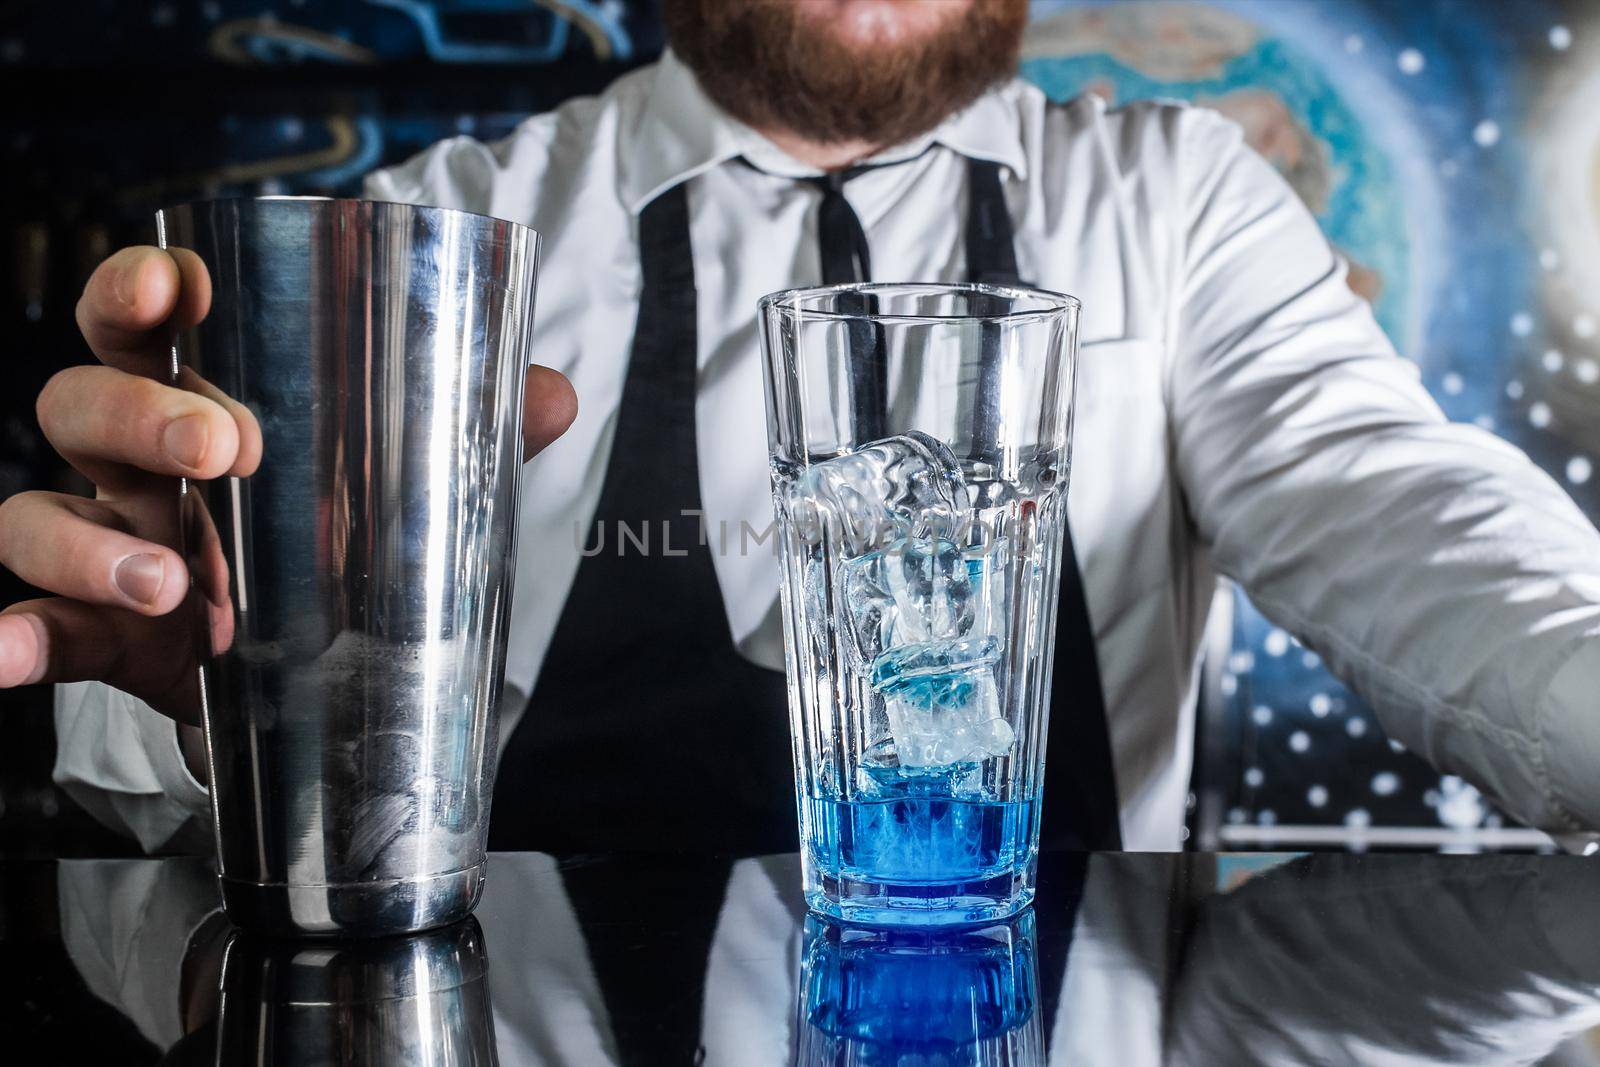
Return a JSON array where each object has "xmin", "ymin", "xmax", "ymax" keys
[{"xmin": 55, "ymin": 50, "xmax": 1600, "ymax": 852}]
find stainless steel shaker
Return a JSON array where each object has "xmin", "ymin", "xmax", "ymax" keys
[
  {"xmin": 217, "ymin": 919, "xmax": 499, "ymax": 1064},
  {"xmin": 158, "ymin": 197, "xmax": 537, "ymax": 937}
]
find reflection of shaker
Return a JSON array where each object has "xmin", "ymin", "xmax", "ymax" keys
[
  {"xmin": 795, "ymin": 912, "xmax": 1044, "ymax": 1065},
  {"xmin": 158, "ymin": 198, "xmax": 538, "ymax": 938},
  {"xmin": 217, "ymin": 919, "xmax": 499, "ymax": 1065}
]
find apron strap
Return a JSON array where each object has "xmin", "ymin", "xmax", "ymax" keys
[{"xmin": 965, "ymin": 158, "xmax": 1123, "ymax": 851}]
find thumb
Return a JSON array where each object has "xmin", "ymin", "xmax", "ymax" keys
[{"xmin": 522, "ymin": 364, "xmax": 578, "ymax": 461}]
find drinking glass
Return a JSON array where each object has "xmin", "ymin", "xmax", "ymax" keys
[
  {"xmin": 759, "ymin": 282, "xmax": 1080, "ymax": 925},
  {"xmin": 795, "ymin": 912, "xmax": 1041, "ymax": 1064}
]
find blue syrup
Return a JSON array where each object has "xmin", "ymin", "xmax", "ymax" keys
[{"xmin": 806, "ymin": 763, "xmax": 1037, "ymax": 925}]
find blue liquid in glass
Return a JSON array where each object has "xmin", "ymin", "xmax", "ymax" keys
[
  {"xmin": 807, "ymin": 762, "xmax": 1037, "ymax": 925},
  {"xmin": 799, "ymin": 912, "xmax": 1039, "ymax": 1063}
]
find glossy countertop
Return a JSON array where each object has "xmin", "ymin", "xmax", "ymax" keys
[{"xmin": 4, "ymin": 850, "xmax": 1598, "ymax": 1065}]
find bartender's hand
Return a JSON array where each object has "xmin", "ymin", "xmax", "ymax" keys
[{"xmin": 0, "ymin": 246, "xmax": 577, "ymax": 721}]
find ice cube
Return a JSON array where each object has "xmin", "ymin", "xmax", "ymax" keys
[
  {"xmin": 840, "ymin": 537, "xmax": 978, "ymax": 670},
  {"xmin": 783, "ymin": 431, "xmax": 965, "ymax": 557},
  {"xmin": 870, "ymin": 636, "xmax": 1001, "ymax": 695},
  {"xmin": 874, "ymin": 654, "xmax": 1015, "ymax": 768},
  {"xmin": 964, "ymin": 537, "xmax": 1012, "ymax": 641}
]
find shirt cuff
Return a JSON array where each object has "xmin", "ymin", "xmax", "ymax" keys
[
  {"xmin": 131, "ymin": 701, "xmax": 211, "ymax": 816},
  {"xmin": 1543, "ymin": 641, "xmax": 1600, "ymax": 834}
]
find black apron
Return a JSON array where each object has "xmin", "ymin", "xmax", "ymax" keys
[{"xmin": 489, "ymin": 155, "xmax": 1122, "ymax": 855}]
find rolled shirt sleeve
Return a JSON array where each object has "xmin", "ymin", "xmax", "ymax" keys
[
  {"xmin": 53, "ymin": 681, "xmax": 211, "ymax": 854},
  {"xmin": 1169, "ymin": 106, "xmax": 1600, "ymax": 835}
]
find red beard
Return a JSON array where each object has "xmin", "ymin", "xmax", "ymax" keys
[{"xmin": 663, "ymin": 0, "xmax": 1028, "ymax": 150}]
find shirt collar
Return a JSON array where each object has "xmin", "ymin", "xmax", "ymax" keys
[{"xmin": 620, "ymin": 49, "xmax": 1029, "ymax": 214}]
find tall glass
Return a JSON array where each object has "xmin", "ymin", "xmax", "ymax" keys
[{"xmin": 760, "ymin": 283, "xmax": 1081, "ymax": 925}]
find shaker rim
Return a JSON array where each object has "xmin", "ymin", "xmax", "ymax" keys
[{"xmin": 155, "ymin": 195, "xmax": 541, "ymax": 242}]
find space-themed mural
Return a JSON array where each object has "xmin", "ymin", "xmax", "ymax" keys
[
  {"xmin": 1, "ymin": 0, "xmax": 1597, "ymax": 851},
  {"xmin": 1019, "ymin": 0, "xmax": 1600, "ymax": 848}
]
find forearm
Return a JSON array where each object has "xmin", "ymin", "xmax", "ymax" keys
[{"xmin": 1170, "ymin": 105, "xmax": 1600, "ymax": 833}]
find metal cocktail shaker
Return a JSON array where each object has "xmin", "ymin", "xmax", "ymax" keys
[
  {"xmin": 158, "ymin": 197, "xmax": 537, "ymax": 938},
  {"xmin": 217, "ymin": 919, "xmax": 498, "ymax": 1063}
]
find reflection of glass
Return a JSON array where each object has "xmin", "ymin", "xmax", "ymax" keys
[
  {"xmin": 216, "ymin": 918, "xmax": 499, "ymax": 1064},
  {"xmin": 760, "ymin": 283, "xmax": 1080, "ymax": 925},
  {"xmin": 795, "ymin": 911, "xmax": 1043, "ymax": 1066}
]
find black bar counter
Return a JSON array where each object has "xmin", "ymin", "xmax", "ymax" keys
[{"xmin": 4, "ymin": 850, "xmax": 1597, "ymax": 1064}]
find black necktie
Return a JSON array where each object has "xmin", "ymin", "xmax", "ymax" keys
[
  {"xmin": 803, "ymin": 165, "xmax": 888, "ymax": 439},
  {"xmin": 806, "ymin": 166, "xmax": 876, "ymax": 284}
]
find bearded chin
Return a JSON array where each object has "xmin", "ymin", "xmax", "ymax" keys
[{"xmin": 663, "ymin": 0, "xmax": 1028, "ymax": 149}]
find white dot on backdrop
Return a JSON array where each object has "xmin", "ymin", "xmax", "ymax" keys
[
  {"xmin": 1474, "ymin": 414, "xmax": 1496, "ymax": 430},
  {"xmin": 1541, "ymin": 248, "xmax": 1561, "ymax": 271},
  {"xmin": 1567, "ymin": 456, "xmax": 1592, "ymax": 485},
  {"xmin": 1252, "ymin": 705, "xmax": 1274, "ymax": 727},
  {"xmin": 1441, "ymin": 372, "xmax": 1464, "ymax": 395},
  {"xmin": 1345, "ymin": 34, "xmax": 1364, "ymax": 53},
  {"xmin": 1289, "ymin": 730, "xmax": 1311, "ymax": 754},
  {"xmin": 1257, "ymin": 809, "xmax": 1278, "ymax": 827},
  {"xmin": 1244, "ymin": 767, "xmax": 1265, "ymax": 788},
  {"xmin": 1397, "ymin": 48, "xmax": 1425, "ymax": 74},
  {"xmin": 1577, "ymin": 359, "xmax": 1600, "ymax": 385},
  {"xmin": 1346, "ymin": 717, "xmax": 1368, "ymax": 738},
  {"xmin": 1309, "ymin": 693, "xmax": 1333, "ymax": 718},
  {"xmin": 1264, "ymin": 629, "xmax": 1291, "ymax": 657},
  {"xmin": 1388, "ymin": 739, "xmax": 1407, "ymax": 754},
  {"xmin": 1228, "ymin": 650, "xmax": 1256, "ymax": 674},
  {"xmin": 1551, "ymin": 24, "xmax": 1572, "ymax": 50},
  {"xmin": 1345, "ymin": 808, "xmax": 1372, "ymax": 829},
  {"xmin": 1575, "ymin": 314, "xmax": 1597, "ymax": 339},
  {"xmin": 1542, "ymin": 349, "xmax": 1564, "ymax": 373},
  {"xmin": 1506, "ymin": 380, "xmax": 1525, "ymax": 400},
  {"xmin": 1472, "ymin": 120, "xmax": 1500, "ymax": 147},
  {"xmin": 1227, "ymin": 807, "xmax": 1247, "ymax": 825},
  {"xmin": 1307, "ymin": 785, "xmax": 1329, "ymax": 808},
  {"xmin": 1220, "ymin": 673, "xmax": 1237, "ymax": 697},
  {"xmin": 1530, "ymin": 402, "xmax": 1553, "ymax": 429},
  {"xmin": 1511, "ymin": 312, "xmax": 1534, "ymax": 337},
  {"xmin": 1300, "ymin": 651, "xmax": 1320, "ymax": 669},
  {"xmin": 1371, "ymin": 771, "xmax": 1400, "ymax": 796}
]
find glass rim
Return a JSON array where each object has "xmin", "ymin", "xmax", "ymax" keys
[{"xmin": 759, "ymin": 281, "xmax": 1081, "ymax": 326}]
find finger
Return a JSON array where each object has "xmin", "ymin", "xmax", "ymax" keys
[
  {"xmin": 75, "ymin": 246, "xmax": 210, "ymax": 374},
  {"xmin": 178, "ymin": 367, "xmax": 262, "ymax": 478},
  {"xmin": 38, "ymin": 364, "xmax": 245, "ymax": 485},
  {"xmin": 523, "ymin": 364, "xmax": 578, "ymax": 461},
  {"xmin": 0, "ymin": 599, "xmax": 124, "ymax": 688},
  {"xmin": 0, "ymin": 492, "xmax": 189, "ymax": 615}
]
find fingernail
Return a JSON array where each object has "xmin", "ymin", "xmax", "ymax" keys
[
  {"xmin": 113, "ymin": 254, "xmax": 142, "ymax": 306},
  {"xmin": 163, "ymin": 415, "xmax": 210, "ymax": 470},
  {"xmin": 115, "ymin": 553, "xmax": 167, "ymax": 606}
]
